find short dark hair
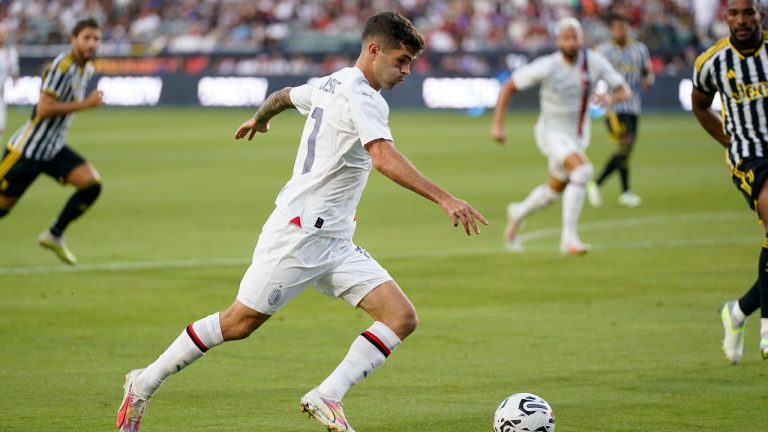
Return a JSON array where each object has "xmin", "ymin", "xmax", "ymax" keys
[
  {"xmin": 609, "ymin": 14, "xmax": 631, "ymax": 24},
  {"xmin": 362, "ymin": 11, "xmax": 425, "ymax": 53},
  {"xmin": 72, "ymin": 18, "xmax": 100, "ymax": 37}
]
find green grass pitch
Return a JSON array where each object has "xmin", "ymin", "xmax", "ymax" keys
[{"xmin": 1, "ymin": 106, "xmax": 766, "ymax": 431}]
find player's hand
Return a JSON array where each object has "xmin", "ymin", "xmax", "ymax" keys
[
  {"xmin": 234, "ymin": 117, "xmax": 269, "ymax": 140},
  {"xmin": 491, "ymin": 124, "xmax": 506, "ymax": 145},
  {"xmin": 438, "ymin": 196, "xmax": 489, "ymax": 236},
  {"xmin": 85, "ymin": 90, "xmax": 103, "ymax": 108},
  {"xmin": 594, "ymin": 93, "xmax": 613, "ymax": 106}
]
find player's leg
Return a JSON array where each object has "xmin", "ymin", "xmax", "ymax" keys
[
  {"xmin": 754, "ymin": 179, "xmax": 768, "ymax": 359},
  {"xmin": 303, "ymin": 282, "xmax": 413, "ymax": 432},
  {"xmin": 302, "ymin": 250, "xmax": 411, "ymax": 431},
  {"xmin": 504, "ymin": 176, "xmax": 565, "ymax": 250},
  {"xmin": 117, "ymin": 214, "xmax": 318, "ymax": 431},
  {"xmin": 561, "ymin": 152, "xmax": 592, "ymax": 254},
  {"xmin": 616, "ymin": 115, "xmax": 641, "ymax": 207},
  {"xmin": 118, "ymin": 301, "xmax": 270, "ymax": 431},
  {"xmin": 720, "ymin": 280, "xmax": 757, "ymax": 364},
  {"xmin": 132, "ymin": 301, "xmax": 269, "ymax": 398},
  {"xmin": 38, "ymin": 147, "xmax": 102, "ymax": 264},
  {"xmin": 594, "ymin": 112, "xmax": 624, "ymax": 188},
  {"xmin": 314, "ymin": 280, "xmax": 416, "ymax": 399},
  {"xmin": 0, "ymin": 148, "xmax": 41, "ymax": 219},
  {"xmin": 505, "ymin": 124, "xmax": 567, "ymax": 250},
  {"xmin": 0, "ymin": 194, "xmax": 17, "ymax": 218}
]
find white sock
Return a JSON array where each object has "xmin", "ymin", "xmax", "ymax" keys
[
  {"xmin": 515, "ymin": 185, "xmax": 560, "ymax": 221},
  {"xmin": 133, "ymin": 312, "xmax": 224, "ymax": 398},
  {"xmin": 762, "ymin": 318, "xmax": 768, "ymax": 339},
  {"xmin": 317, "ymin": 321, "xmax": 401, "ymax": 401},
  {"xmin": 732, "ymin": 301, "xmax": 747, "ymax": 325},
  {"xmin": 562, "ymin": 164, "xmax": 592, "ymax": 244}
]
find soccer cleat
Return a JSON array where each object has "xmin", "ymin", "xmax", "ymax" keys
[
  {"xmin": 37, "ymin": 230, "xmax": 77, "ymax": 265},
  {"xmin": 300, "ymin": 388, "xmax": 356, "ymax": 432},
  {"xmin": 504, "ymin": 203, "xmax": 524, "ymax": 252},
  {"xmin": 719, "ymin": 301, "xmax": 745, "ymax": 365},
  {"xmin": 586, "ymin": 181, "xmax": 603, "ymax": 208},
  {"xmin": 560, "ymin": 240, "xmax": 590, "ymax": 256},
  {"xmin": 117, "ymin": 369, "xmax": 149, "ymax": 432},
  {"xmin": 761, "ymin": 337, "xmax": 768, "ymax": 360},
  {"xmin": 618, "ymin": 191, "xmax": 642, "ymax": 208}
]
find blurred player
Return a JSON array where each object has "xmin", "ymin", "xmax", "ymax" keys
[
  {"xmin": 0, "ymin": 24, "xmax": 20, "ymax": 144},
  {"xmin": 691, "ymin": 0, "xmax": 768, "ymax": 363},
  {"xmin": 116, "ymin": 11, "xmax": 487, "ymax": 432},
  {"xmin": 0, "ymin": 18, "xmax": 103, "ymax": 264},
  {"xmin": 588, "ymin": 13, "xmax": 654, "ymax": 208},
  {"xmin": 491, "ymin": 17, "xmax": 630, "ymax": 254}
]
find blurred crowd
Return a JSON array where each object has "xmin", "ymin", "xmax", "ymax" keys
[{"xmin": 0, "ymin": 0, "xmax": 760, "ymax": 76}]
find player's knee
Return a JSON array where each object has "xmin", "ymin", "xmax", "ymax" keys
[
  {"xmin": 219, "ymin": 304, "xmax": 269, "ymax": 340},
  {"xmin": 79, "ymin": 182, "xmax": 102, "ymax": 202},
  {"xmin": 569, "ymin": 162, "xmax": 593, "ymax": 185},
  {"xmin": 618, "ymin": 139, "xmax": 634, "ymax": 155},
  {"xmin": 0, "ymin": 206, "xmax": 9, "ymax": 219},
  {"xmin": 388, "ymin": 306, "xmax": 419, "ymax": 339}
]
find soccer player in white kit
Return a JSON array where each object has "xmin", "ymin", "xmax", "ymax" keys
[
  {"xmin": 0, "ymin": 25, "xmax": 19, "ymax": 144},
  {"xmin": 117, "ymin": 12, "xmax": 487, "ymax": 432},
  {"xmin": 491, "ymin": 17, "xmax": 630, "ymax": 255}
]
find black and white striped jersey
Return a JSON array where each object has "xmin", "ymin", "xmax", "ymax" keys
[
  {"xmin": 693, "ymin": 34, "xmax": 768, "ymax": 166},
  {"xmin": 7, "ymin": 51, "xmax": 94, "ymax": 161},
  {"xmin": 595, "ymin": 39, "xmax": 652, "ymax": 115}
]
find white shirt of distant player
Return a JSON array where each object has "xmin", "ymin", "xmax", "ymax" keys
[
  {"xmin": 277, "ymin": 67, "xmax": 393, "ymax": 240},
  {"xmin": 0, "ymin": 45, "xmax": 19, "ymax": 100},
  {"xmin": 512, "ymin": 49, "xmax": 625, "ymax": 135}
]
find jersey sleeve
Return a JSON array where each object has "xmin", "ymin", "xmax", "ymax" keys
[
  {"xmin": 692, "ymin": 55, "xmax": 717, "ymax": 95},
  {"xmin": 592, "ymin": 51, "xmax": 626, "ymax": 89},
  {"xmin": 289, "ymin": 83, "xmax": 313, "ymax": 116},
  {"xmin": 348, "ymin": 86, "xmax": 393, "ymax": 146},
  {"xmin": 639, "ymin": 43, "xmax": 652, "ymax": 77},
  {"xmin": 40, "ymin": 57, "xmax": 70, "ymax": 99},
  {"xmin": 511, "ymin": 56, "xmax": 549, "ymax": 91}
]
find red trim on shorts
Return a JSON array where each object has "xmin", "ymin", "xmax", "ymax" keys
[{"xmin": 289, "ymin": 216, "xmax": 301, "ymax": 227}]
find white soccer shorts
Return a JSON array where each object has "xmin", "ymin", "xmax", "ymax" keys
[
  {"xmin": 237, "ymin": 210, "xmax": 393, "ymax": 315},
  {"xmin": 534, "ymin": 121, "xmax": 589, "ymax": 181}
]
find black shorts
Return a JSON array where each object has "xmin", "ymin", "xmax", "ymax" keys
[
  {"xmin": 730, "ymin": 157, "xmax": 768, "ymax": 211},
  {"xmin": 0, "ymin": 145, "xmax": 86, "ymax": 197},
  {"xmin": 605, "ymin": 112, "xmax": 638, "ymax": 142}
]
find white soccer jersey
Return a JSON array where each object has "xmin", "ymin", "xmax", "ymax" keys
[
  {"xmin": 276, "ymin": 67, "xmax": 393, "ymax": 240},
  {"xmin": 512, "ymin": 50, "xmax": 625, "ymax": 135}
]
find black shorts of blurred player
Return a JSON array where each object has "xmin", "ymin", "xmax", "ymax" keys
[
  {"xmin": 0, "ymin": 145, "xmax": 91, "ymax": 198},
  {"xmin": 730, "ymin": 157, "xmax": 768, "ymax": 214}
]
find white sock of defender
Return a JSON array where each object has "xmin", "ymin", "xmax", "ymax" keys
[
  {"xmin": 732, "ymin": 301, "xmax": 747, "ymax": 325},
  {"xmin": 133, "ymin": 312, "xmax": 224, "ymax": 399},
  {"xmin": 317, "ymin": 321, "xmax": 401, "ymax": 401},
  {"xmin": 515, "ymin": 185, "xmax": 561, "ymax": 221},
  {"xmin": 562, "ymin": 163, "xmax": 592, "ymax": 244},
  {"xmin": 762, "ymin": 318, "xmax": 768, "ymax": 339}
]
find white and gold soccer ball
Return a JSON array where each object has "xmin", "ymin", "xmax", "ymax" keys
[{"xmin": 493, "ymin": 393, "xmax": 555, "ymax": 432}]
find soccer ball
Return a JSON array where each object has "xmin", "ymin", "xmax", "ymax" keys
[{"xmin": 493, "ymin": 393, "xmax": 555, "ymax": 432}]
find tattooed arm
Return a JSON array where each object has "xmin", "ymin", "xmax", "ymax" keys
[{"xmin": 234, "ymin": 87, "xmax": 295, "ymax": 140}]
